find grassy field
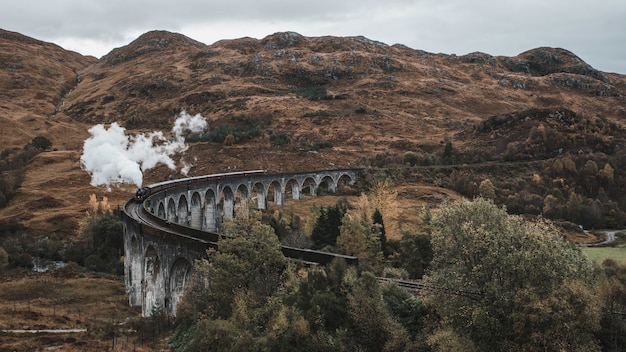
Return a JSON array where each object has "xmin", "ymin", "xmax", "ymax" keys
[{"xmin": 582, "ymin": 246, "xmax": 626, "ymax": 265}]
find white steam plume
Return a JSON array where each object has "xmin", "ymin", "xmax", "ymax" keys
[{"xmin": 80, "ymin": 110, "xmax": 208, "ymax": 189}]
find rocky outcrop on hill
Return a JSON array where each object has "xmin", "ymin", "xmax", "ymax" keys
[{"xmin": 506, "ymin": 47, "xmax": 608, "ymax": 82}]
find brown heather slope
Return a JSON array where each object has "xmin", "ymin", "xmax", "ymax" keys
[
  {"xmin": 1, "ymin": 29, "xmax": 626, "ymax": 237},
  {"xmin": 0, "ymin": 29, "xmax": 97, "ymax": 149}
]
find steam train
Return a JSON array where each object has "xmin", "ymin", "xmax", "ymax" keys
[{"xmin": 134, "ymin": 169, "xmax": 267, "ymax": 202}]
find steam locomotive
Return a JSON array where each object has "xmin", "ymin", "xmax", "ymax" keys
[{"xmin": 134, "ymin": 170, "xmax": 267, "ymax": 202}]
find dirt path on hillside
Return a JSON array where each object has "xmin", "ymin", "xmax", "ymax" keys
[{"xmin": 583, "ymin": 230, "xmax": 624, "ymax": 246}]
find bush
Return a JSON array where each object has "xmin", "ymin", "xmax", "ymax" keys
[
  {"xmin": 403, "ymin": 151, "xmax": 418, "ymax": 166},
  {"xmin": 296, "ymin": 86, "xmax": 330, "ymax": 100},
  {"xmin": 207, "ymin": 125, "xmax": 260, "ymax": 143},
  {"xmin": 269, "ymin": 133, "xmax": 290, "ymax": 146},
  {"xmin": 9, "ymin": 252, "xmax": 33, "ymax": 269},
  {"xmin": 0, "ymin": 246, "xmax": 8, "ymax": 272},
  {"xmin": 0, "ymin": 149, "xmax": 11, "ymax": 159},
  {"xmin": 85, "ymin": 254, "xmax": 105, "ymax": 272},
  {"xmin": 302, "ymin": 110, "xmax": 347, "ymax": 118},
  {"xmin": 313, "ymin": 140, "xmax": 333, "ymax": 150},
  {"xmin": 30, "ymin": 136, "xmax": 52, "ymax": 150}
]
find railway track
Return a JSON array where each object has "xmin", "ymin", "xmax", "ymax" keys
[{"xmin": 377, "ymin": 277, "xmax": 482, "ymax": 299}]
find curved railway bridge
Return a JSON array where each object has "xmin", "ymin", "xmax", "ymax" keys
[{"xmin": 122, "ymin": 169, "xmax": 361, "ymax": 317}]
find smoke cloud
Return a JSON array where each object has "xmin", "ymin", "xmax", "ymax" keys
[{"xmin": 80, "ymin": 110, "xmax": 208, "ymax": 189}]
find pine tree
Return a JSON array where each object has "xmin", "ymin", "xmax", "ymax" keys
[
  {"xmin": 443, "ymin": 141, "xmax": 453, "ymax": 158},
  {"xmin": 372, "ymin": 209, "xmax": 388, "ymax": 257},
  {"xmin": 311, "ymin": 204, "xmax": 345, "ymax": 249}
]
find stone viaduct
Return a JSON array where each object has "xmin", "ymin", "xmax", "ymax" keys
[{"xmin": 122, "ymin": 169, "xmax": 361, "ymax": 317}]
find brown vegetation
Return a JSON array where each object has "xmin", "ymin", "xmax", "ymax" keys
[
  {"xmin": 0, "ymin": 267, "xmax": 152, "ymax": 352},
  {"xmin": 1, "ymin": 28, "xmax": 625, "ymax": 238},
  {"xmin": 1, "ymin": 27, "xmax": 626, "ymax": 349}
]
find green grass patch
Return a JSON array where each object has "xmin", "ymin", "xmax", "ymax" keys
[{"xmin": 582, "ymin": 246, "xmax": 626, "ymax": 264}]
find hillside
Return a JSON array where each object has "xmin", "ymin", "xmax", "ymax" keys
[{"xmin": 1, "ymin": 28, "xmax": 626, "ymax": 238}]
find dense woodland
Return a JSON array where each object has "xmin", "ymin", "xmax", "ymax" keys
[{"xmin": 166, "ymin": 198, "xmax": 626, "ymax": 352}]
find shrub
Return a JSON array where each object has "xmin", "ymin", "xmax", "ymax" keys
[
  {"xmin": 207, "ymin": 125, "xmax": 260, "ymax": 143},
  {"xmin": 403, "ymin": 151, "xmax": 418, "ymax": 166},
  {"xmin": 0, "ymin": 149, "xmax": 11, "ymax": 159},
  {"xmin": 302, "ymin": 110, "xmax": 347, "ymax": 118},
  {"xmin": 30, "ymin": 136, "xmax": 52, "ymax": 150},
  {"xmin": 269, "ymin": 133, "xmax": 290, "ymax": 146},
  {"xmin": 313, "ymin": 140, "xmax": 333, "ymax": 150},
  {"xmin": 223, "ymin": 134, "xmax": 235, "ymax": 146},
  {"xmin": 0, "ymin": 246, "xmax": 8, "ymax": 272},
  {"xmin": 296, "ymin": 86, "xmax": 329, "ymax": 100}
]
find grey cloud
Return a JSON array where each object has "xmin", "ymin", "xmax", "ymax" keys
[{"xmin": 1, "ymin": 0, "xmax": 625, "ymax": 73}]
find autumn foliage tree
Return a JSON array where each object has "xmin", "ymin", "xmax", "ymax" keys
[
  {"xmin": 478, "ymin": 178, "xmax": 496, "ymax": 200},
  {"xmin": 426, "ymin": 198, "xmax": 601, "ymax": 351},
  {"xmin": 367, "ymin": 178, "xmax": 400, "ymax": 240},
  {"xmin": 336, "ymin": 212, "xmax": 383, "ymax": 272}
]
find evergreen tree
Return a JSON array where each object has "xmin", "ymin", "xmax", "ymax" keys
[
  {"xmin": 443, "ymin": 141, "xmax": 453, "ymax": 159},
  {"xmin": 311, "ymin": 203, "xmax": 345, "ymax": 249},
  {"xmin": 372, "ymin": 208, "xmax": 388, "ymax": 257}
]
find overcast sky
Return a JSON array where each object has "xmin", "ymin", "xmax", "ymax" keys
[{"xmin": 2, "ymin": 0, "xmax": 625, "ymax": 73}]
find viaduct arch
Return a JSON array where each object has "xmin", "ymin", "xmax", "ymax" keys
[{"xmin": 123, "ymin": 169, "xmax": 361, "ymax": 317}]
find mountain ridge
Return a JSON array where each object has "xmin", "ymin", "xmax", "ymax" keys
[{"xmin": 1, "ymin": 28, "xmax": 625, "ymax": 237}]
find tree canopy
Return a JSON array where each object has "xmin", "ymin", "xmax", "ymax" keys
[
  {"xmin": 425, "ymin": 197, "xmax": 601, "ymax": 351},
  {"xmin": 171, "ymin": 213, "xmax": 428, "ymax": 352},
  {"xmin": 168, "ymin": 197, "xmax": 622, "ymax": 351}
]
